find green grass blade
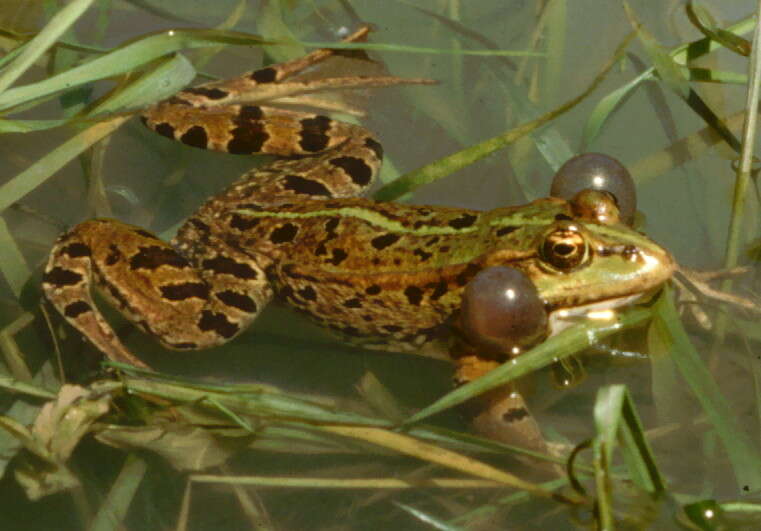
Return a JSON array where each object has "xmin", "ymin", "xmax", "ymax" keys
[
  {"xmin": 374, "ymin": 31, "xmax": 632, "ymax": 201},
  {"xmin": 653, "ymin": 287, "xmax": 761, "ymax": 491},
  {"xmin": 584, "ymin": 69, "xmax": 651, "ymax": 146},
  {"xmin": 0, "ymin": 0, "xmax": 95, "ymax": 95},
  {"xmin": 0, "ymin": 29, "xmax": 266, "ymax": 111},
  {"xmin": 594, "ymin": 385, "xmax": 665, "ymax": 495},
  {"xmin": 624, "ymin": 2, "xmax": 690, "ymax": 99}
]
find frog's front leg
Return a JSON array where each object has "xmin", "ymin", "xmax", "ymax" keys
[
  {"xmin": 454, "ymin": 355, "xmax": 549, "ymax": 454},
  {"xmin": 42, "ymin": 219, "xmax": 272, "ymax": 367}
]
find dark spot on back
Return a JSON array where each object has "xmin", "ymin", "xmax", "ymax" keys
[
  {"xmin": 413, "ymin": 248, "xmax": 433, "ymax": 261},
  {"xmin": 404, "ymin": 286, "xmax": 424, "ymax": 306},
  {"xmin": 299, "ymin": 116, "xmax": 332, "ymax": 152},
  {"xmin": 328, "ymin": 248, "xmax": 348, "ymax": 266},
  {"xmin": 364, "ymin": 137, "xmax": 383, "ymax": 160},
  {"xmin": 160, "ymin": 282, "xmax": 209, "ymax": 301},
  {"xmin": 239, "ymin": 105, "xmax": 264, "ymax": 120},
  {"xmin": 61, "ymin": 242, "xmax": 90, "ymax": 258},
  {"xmin": 365, "ymin": 284, "xmax": 381, "ymax": 295},
  {"xmin": 430, "ymin": 281, "xmax": 448, "ymax": 300},
  {"xmin": 229, "ymin": 214, "xmax": 260, "ymax": 231},
  {"xmin": 455, "ymin": 263, "xmax": 480, "ymax": 287},
  {"xmin": 370, "ymin": 233, "xmax": 400, "ymax": 250},
  {"xmin": 250, "ymin": 67, "xmax": 277, "ymax": 83},
  {"xmin": 198, "ymin": 310, "xmax": 239, "ymax": 338},
  {"xmin": 105, "ymin": 245, "xmax": 122, "ymax": 266},
  {"xmin": 496, "ymin": 226, "xmax": 518, "ymax": 236},
  {"xmin": 555, "ymin": 213, "xmax": 573, "ymax": 221},
  {"xmin": 43, "ymin": 266, "xmax": 82, "ymax": 287},
  {"xmin": 325, "ymin": 217, "xmax": 340, "ymax": 234},
  {"xmin": 449, "ymin": 213, "xmax": 478, "ymax": 229},
  {"xmin": 185, "ymin": 87, "xmax": 228, "ymax": 100},
  {"xmin": 201, "ymin": 256, "xmax": 258, "ymax": 279},
  {"xmin": 228, "ymin": 108, "xmax": 268, "ymax": 154},
  {"xmin": 330, "ymin": 156, "xmax": 372, "ymax": 186},
  {"xmin": 343, "ymin": 298, "xmax": 362, "ymax": 308},
  {"xmin": 63, "ymin": 300, "xmax": 91, "ymax": 318},
  {"xmin": 180, "ymin": 125, "xmax": 209, "ymax": 149},
  {"xmin": 130, "ymin": 246, "xmax": 188, "ymax": 270},
  {"xmin": 154, "ymin": 122, "xmax": 176, "ymax": 139},
  {"xmin": 283, "ymin": 174, "xmax": 331, "ymax": 196},
  {"xmin": 165, "ymin": 96, "xmax": 191, "ymax": 106},
  {"xmin": 270, "ymin": 223, "xmax": 299, "ymax": 244},
  {"xmin": 298, "ymin": 286, "xmax": 317, "ymax": 301},
  {"xmin": 216, "ymin": 290, "xmax": 258, "ymax": 313}
]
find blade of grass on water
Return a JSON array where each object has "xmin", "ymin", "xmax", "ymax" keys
[
  {"xmin": 653, "ymin": 286, "xmax": 761, "ymax": 492},
  {"xmin": 373, "ymin": 32, "xmax": 633, "ymax": 201},
  {"xmin": 0, "ymin": 0, "xmax": 95, "ymax": 95},
  {"xmin": 593, "ymin": 385, "xmax": 665, "ymax": 496},
  {"xmin": 0, "ymin": 29, "xmax": 267, "ymax": 111}
]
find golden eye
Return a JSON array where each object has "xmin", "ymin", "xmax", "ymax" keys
[{"xmin": 540, "ymin": 225, "xmax": 588, "ymax": 271}]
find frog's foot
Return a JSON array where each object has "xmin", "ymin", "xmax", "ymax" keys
[
  {"xmin": 673, "ymin": 266, "xmax": 761, "ymax": 329},
  {"xmin": 141, "ymin": 24, "xmax": 435, "ymax": 158}
]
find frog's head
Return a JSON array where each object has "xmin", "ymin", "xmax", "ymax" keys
[
  {"xmin": 527, "ymin": 189, "xmax": 675, "ymax": 311},
  {"xmin": 460, "ymin": 188, "xmax": 675, "ymax": 357}
]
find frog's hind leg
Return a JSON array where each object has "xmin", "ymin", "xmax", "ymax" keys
[{"xmin": 43, "ymin": 219, "xmax": 271, "ymax": 367}]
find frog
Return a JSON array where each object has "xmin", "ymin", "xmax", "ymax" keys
[{"xmin": 42, "ymin": 25, "xmax": 675, "ymax": 450}]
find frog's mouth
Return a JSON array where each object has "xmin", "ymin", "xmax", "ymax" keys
[{"xmin": 547, "ymin": 289, "xmax": 656, "ymax": 337}]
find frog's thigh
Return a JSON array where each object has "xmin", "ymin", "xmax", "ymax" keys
[{"xmin": 43, "ymin": 219, "xmax": 271, "ymax": 361}]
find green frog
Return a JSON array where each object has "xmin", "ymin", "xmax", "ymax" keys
[{"xmin": 42, "ymin": 26, "xmax": 675, "ymax": 449}]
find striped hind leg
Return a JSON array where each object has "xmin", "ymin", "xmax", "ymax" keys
[{"xmin": 43, "ymin": 219, "xmax": 272, "ymax": 367}]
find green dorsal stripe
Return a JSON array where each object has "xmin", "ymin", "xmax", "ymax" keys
[
  {"xmin": 234, "ymin": 206, "xmax": 565, "ymax": 236},
  {"xmin": 234, "ymin": 206, "xmax": 479, "ymax": 236}
]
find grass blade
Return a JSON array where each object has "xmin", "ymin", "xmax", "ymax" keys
[
  {"xmin": 653, "ymin": 287, "xmax": 761, "ymax": 491},
  {"xmin": 0, "ymin": 0, "xmax": 95, "ymax": 95}
]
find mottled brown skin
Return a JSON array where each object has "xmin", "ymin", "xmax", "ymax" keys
[{"xmin": 43, "ymin": 26, "xmax": 674, "ymax": 451}]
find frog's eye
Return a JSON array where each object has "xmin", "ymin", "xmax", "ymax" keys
[
  {"xmin": 550, "ymin": 153, "xmax": 636, "ymax": 225},
  {"xmin": 540, "ymin": 224, "xmax": 589, "ymax": 271},
  {"xmin": 460, "ymin": 266, "xmax": 548, "ymax": 357}
]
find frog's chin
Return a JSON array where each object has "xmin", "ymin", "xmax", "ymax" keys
[{"xmin": 547, "ymin": 291, "xmax": 652, "ymax": 337}]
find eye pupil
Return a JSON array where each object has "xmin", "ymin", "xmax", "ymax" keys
[{"xmin": 554, "ymin": 243, "xmax": 575, "ymax": 256}]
